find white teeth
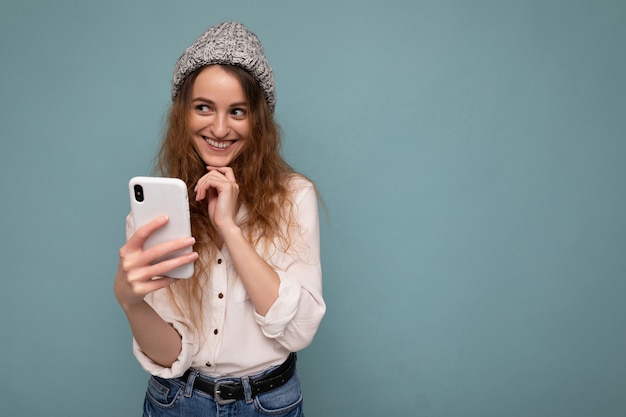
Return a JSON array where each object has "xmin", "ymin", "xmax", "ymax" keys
[{"xmin": 204, "ymin": 137, "xmax": 232, "ymax": 149}]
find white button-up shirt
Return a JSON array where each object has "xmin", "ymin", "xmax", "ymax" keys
[{"xmin": 127, "ymin": 176, "xmax": 325, "ymax": 378}]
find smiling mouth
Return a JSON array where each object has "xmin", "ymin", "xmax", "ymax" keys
[{"xmin": 203, "ymin": 136, "xmax": 236, "ymax": 149}]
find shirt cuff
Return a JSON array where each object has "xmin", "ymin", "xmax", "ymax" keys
[
  {"xmin": 253, "ymin": 271, "xmax": 302, "ymax": 338},
  {"xmin": 132, "ymin": 320, "xmax": 195, "ymax": 379}
]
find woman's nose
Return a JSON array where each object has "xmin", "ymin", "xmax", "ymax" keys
[{"xmin": 210, "ymin": 114, "xmax": 230, "ymax": 138}]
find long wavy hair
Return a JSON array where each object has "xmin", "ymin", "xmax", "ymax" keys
[{"xmin": 154, "ymin": 64, "xmax": 297, "ymax": 329}]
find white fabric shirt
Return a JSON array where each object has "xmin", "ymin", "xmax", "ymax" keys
[{"xmin": 126, "ymin": 176, "xmax": 325, "ymax": 378}]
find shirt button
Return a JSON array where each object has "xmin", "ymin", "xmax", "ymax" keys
[
  {"xmin": 213, "ymin": 329, "xmax": 219, "ymax": 335},
  {"xmin": 217, "ymin": 258, "xmax": 223, "ymax": 264},
  {"xmin": 218, "ymin": 293, "xmax": 224, "ymax": 299}
]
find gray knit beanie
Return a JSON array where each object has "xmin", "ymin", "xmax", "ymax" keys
[{"xmin": 171, "ymin": 22, "xmax": 275, "ymax": 112}]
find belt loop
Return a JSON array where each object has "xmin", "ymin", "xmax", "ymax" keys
[
  {"xmin": 241, "ymin": 376, "xmax": 254, "ymax": 404},
  {"xmin": 184, "ymin": 371, "xmax": 198, "ymax": 398}
]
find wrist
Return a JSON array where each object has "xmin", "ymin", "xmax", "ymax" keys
[
  {"xmin": 120, "ymin": 298, "xmax": 148, "ymax": 316},
  {"xmin": 220, "ymin": 223, "xmax": 244, "ymax": 243}
]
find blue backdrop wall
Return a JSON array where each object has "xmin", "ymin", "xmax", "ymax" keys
[{"xmin": 1, "ymin": 1, "xmax": 625, "ymax": 416}]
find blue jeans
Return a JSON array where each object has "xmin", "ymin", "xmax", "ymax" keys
[{"xmin": 142, "ymin": 366, "xmax": 304, "ymax": 417}]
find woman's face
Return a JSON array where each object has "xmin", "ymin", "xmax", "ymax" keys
[{"xmin": 188, "ymin": 65, "xmax": 251, "ymax": 168}]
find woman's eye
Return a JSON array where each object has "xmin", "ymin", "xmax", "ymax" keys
[
  {"xmin": 231, "ymin": 108, "xmax": 246, "ymax": 118},
  {"xmin": 195, "ymin": 104, "xmax": 211, "ymax": 113}
]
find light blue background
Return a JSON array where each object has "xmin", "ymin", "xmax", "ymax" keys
[{"xmin": 1, "ymin": 1, "xmax": 625, "ymax": 416}]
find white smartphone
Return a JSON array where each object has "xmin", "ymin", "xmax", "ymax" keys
[{"xmin": 128, "ymin": 176, "xmax": 194, "ymax": 279}]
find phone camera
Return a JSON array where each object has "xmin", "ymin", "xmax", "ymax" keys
[{"xmin": 134, "ymin": 184, "xmax": 144, "ymax": 202}]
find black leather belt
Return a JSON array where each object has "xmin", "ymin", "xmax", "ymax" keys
[{"xmin": 180, "ymin": 353, "xmax": 296, "ymax": 405}]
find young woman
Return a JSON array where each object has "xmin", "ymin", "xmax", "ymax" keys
[{"xmin": 114, "ymin": 22, "xmax": 325, "ymax": 417}]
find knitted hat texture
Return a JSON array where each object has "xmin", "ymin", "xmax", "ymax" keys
[{"xmin": 171, "ymin": 22, "xmax": 275, "ymax": 112}]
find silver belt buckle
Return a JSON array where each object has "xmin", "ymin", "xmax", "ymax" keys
[{"xmin": 214, "ymin": 381, "xmax": 237, "ymax": 405}]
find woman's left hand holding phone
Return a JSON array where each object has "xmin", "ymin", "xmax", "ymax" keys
[{"xmin": 114, "ymin": 215, "xmax": 198, "ymax": 311}]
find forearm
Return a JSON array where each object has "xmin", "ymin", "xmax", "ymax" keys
[
  {"xmin": 123, "ymin": 300, "xmax": 182, "ymax": 368},
  {"xmin": 222, "ymin": 226, "xmax": 280, "ymax": 316}
]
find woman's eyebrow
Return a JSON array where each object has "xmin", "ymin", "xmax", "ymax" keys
[
  {"xmin": 192, "ymin": 97, "xmax": 247, "ymax": 108},
  {"xmin": 192, "ymin": 97, "xmax": 214, "ymax": 103}
]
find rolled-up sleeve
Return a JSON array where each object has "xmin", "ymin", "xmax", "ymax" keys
[
  {"xmin": 132, "ymin": 317, "xmax": 196, "ymax": 378},
  {"xmin": 253, "ymin": 179, "xmax": 326, "ymax": 351}
]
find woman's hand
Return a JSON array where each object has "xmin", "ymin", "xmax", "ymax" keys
[
  {"xmin": 114, "ymin": 215, "xmax": 198, "ymax": 311},
  {"xmin": 194, "ymin": 166, "xmax": 240, "ymax": 234},
  {"xmin": 195, "ymin": 166, "xmax": 281, "ymax": 315}
]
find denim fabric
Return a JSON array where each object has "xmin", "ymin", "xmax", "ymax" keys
[{"xmin": 142, "ymin": 366, "xmax": 304, "ymax": 417}]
